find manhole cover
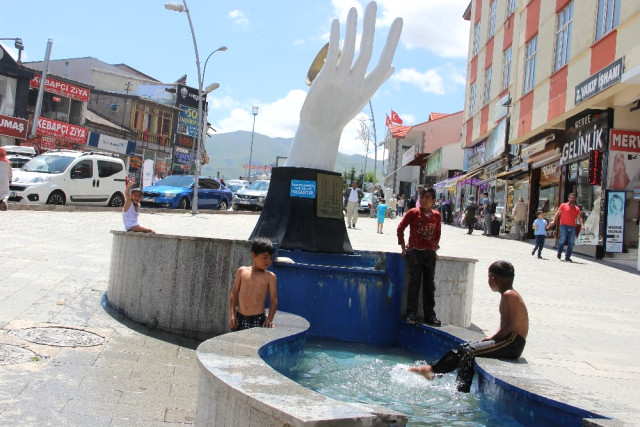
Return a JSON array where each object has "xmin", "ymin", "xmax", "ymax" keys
[
  {"xmin": 0, "ymin": 344, "xmax": 38, "ymax": 365},
  {"xmin": 12, "ymin": 327, "xmax": 104, "ymax": 347}
]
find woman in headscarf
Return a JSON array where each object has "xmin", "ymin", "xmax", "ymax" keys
[
  {"xmin": 464, "ymin": 196, "xmax": 477, "ymax": 235},
  {"xmin": 0, "ymin": 147, "xmax": 12, "ymax": 211}
]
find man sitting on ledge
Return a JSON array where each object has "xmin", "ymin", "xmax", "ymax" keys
[{"xmin": 409, "ymin": 260, "xmax": 529, "ymax": 392}]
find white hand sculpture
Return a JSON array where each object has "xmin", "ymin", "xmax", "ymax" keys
[{"xmin": 285, "ymin": 1, "xmax": 403, "ymax": 171}]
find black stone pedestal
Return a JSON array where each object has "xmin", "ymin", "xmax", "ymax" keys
[{"xmin": 249, "ymin": 167, "xmax": 353, "ymax": 254}]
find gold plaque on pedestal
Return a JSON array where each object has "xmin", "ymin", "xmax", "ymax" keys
[{"xmin": 316, "ymin": 173, "xmax": 344, "ymax": 219}]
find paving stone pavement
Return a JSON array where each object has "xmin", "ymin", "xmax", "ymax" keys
[{"xmin": 0, "ymin": 208, "xmax": 639, "ymax": 425}]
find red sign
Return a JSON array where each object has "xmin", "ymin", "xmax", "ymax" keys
[
  {"xmin": 30, "ymin": 74, "xmax": 90, "ymax": 102},
  {"xmin": 588, "ymin": 150, "xmax": 603, "ymax": 186},
  {"xmin": 36, "ymin": 117, "xmax": 87, "ymax": 144},
  {"xmin": 610, "ymin": 129, "xmax": 640, "ymax": 153},
  {"xmin": 0, "ymin": 114, "xmax": 29, "ymax": 139}
]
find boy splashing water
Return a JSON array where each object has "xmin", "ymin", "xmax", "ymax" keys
[
  {"xmin": 409, "ymin": 260, "xmax": 528, "ymax": 392},
  {"xmin": 229, "ymin": 238, "xmax": 278, "ymax": 331}
]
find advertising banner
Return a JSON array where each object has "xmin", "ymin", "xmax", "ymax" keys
[
  {"xmin": 36, "ymin": 117, "xmax": 87, "ymax": 144},
  {"xmin": 174, "ymin": 147, "xmax": 194, "ymax": 165},
  {"xmin": 87, "ymin": 132, "xmax": 135, "ymax": 155},
  {"xmin": 0, "ymin": 114, "xmax": 28, "ymax": 139},
  {"xmin": 562, "ymin": 110, "xmax": 609, "ymax": 165},
  {"xmin": 177, "ymin": 105, "xmax": 198, "ymax": 137},
  {"xmin": 605, "ymin": 191, "xmax": 626, "ymax": 253},
  {"xmin": 608, "ymin": 129, "xmax": 640, "ymax": 191},
  {"xmin": 30, "ymin": 74, "xmax": 90, "ymax": 102}
]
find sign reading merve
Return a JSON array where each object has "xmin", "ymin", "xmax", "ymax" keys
[{"xmin": 290, "ymin": 180, "xmax": 316, "ymax": 198}]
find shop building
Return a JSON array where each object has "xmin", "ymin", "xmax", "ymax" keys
[
  {"xmin": 462, "ymin": 0, "xmax": 640, "ymax": 257},
  {"xmin": 384, "ymin": 112, "xmax": 463, "ymax": 200},
  {"xmin": 0, "ymin": 44, "xmax": 34, "ymax": 146}
]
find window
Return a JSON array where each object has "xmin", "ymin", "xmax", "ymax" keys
[
  {"xmin": 473, "ymin": 22, "xmax": 481, "ymax": 56},
  {"xmin": 483, "ymin": 67, "xmax": 492, "ymax": 105},
  {"xmin": 98, "ymin": 160, "xmax": 124, "ymax": 178},
  {"xmin": 200, "ymin": 179, "xmax": 220, "ymax": 190},
  {"xmin": 554, "ymin": 1, "xmax": 573, "ymax": 72},
  {"xmin": 507, "ymin": 0, "xmax": 516, "ymax": 16},
  {"xmin": 596, "ymin": 0, "xmax": 621, "ymax": 41},
  {"xmin": 488, "ymin": 1, "xmax": 497, "ymax": 39},
  {"xmin": 70, "ymin": 160, "xmax": 93, "ymax": 179},
  {"xmin": 469, "ymin": 82, "xmax": 477, "ymax": 116},
  {"xmin": 502, "ymin": 46, "xmax": 512, "ymax": 90},
  {"xmin": 523, "ymin": 35, "xmax": 538, "ymax": 94}
]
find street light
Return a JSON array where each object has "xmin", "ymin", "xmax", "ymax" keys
[
  {"xmin": 247, "ymin": 106, "xmax": 259, "ymax": 182},
  {"xmin": 164, "ymin": 1, "xmax": 226, "ymax": 214},
  {"xmin": 0, "ymin": 37, "xmax": 24, "ymax": 63}
]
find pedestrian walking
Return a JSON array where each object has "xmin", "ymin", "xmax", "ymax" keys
[
  {"xmin": 343, "ymin": 180, "xmax": 364, "ymax": 229},
  {"xmin": 397, "ymin": 195, "xmax": 405, "ymax": 217},
  {"xmin": 512, "ymin": 197, "xmax": 528, "ymax": 240},
  {"xmin": 531, "ymin": 210, "xmax": 548, "ymax": 258},
  {"xmin": 548, "ymin": 193, "xmax": 584, "ymax": 262},
  {"xmin": 0, "ymin": 147, "xmax": 12, "ymax": 211},
  {"xmin": 481, "ymin": 192, "xmax": 492, "ymax": 236},
  {"xmin": 464, "ymin": 196, "xmax": 477, "ymax": 235},
  {"xmin": 376, "ymin": 199, "xmax": 388, "ymax": 234}
]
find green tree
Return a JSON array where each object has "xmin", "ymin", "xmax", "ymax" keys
[{"xmin": 342, "ymin": 166, "xmax": 357, "ymax": 188}]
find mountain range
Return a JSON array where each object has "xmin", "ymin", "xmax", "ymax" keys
[{"xmin": 201, "ymin": 130, "xmax": 384, "ymax": 181}]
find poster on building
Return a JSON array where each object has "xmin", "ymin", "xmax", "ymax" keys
[
  {"xmin": 605, "ymin": 191, "xmax": 625, "ymax": 253},
  {"xmin": 608, "ymin": 129, "xmax": 640, "ymax": 191},
  {"xmin": 178, "ymin": 105, "xmax": 198, "ymax": 137}
]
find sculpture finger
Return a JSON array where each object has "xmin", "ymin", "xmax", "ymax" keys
[
  {"xmin": 363, "ymin": 17, "xmax": 402, "ymax": 91},
  {"xmin": 337, "ymin": 7, "xmax": 358, "ymax": 74},
  {"xmin": 318, "ymin": 18, "xmax": 341, "ymax": 83},
  {"xmin": 351, "ymin": 1, "xmax": 377, "ymax": 79}
]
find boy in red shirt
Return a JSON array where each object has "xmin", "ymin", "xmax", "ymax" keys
[
  {"xmin": 397, "ymin": 188, "xmax": 442, "ymax": 326},
  {"xmin": 549, "ymin": 193, "xmax": 584, "ymax": 262}
]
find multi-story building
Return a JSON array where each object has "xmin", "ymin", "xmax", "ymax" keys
[
  {"xmin": 0, "ymin": 44, "xmax": 34, "ymax": 146},
  {"xmin": 384, "ymin": 111, "xmax": 464, "ymax": 200},
  {"xmin": 462, "ymin": 0, "xmax": 640, "ymax": 256}
]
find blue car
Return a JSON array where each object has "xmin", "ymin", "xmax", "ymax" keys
[{"xmin": 141, "ymin": 175, "xmax": 232, "ymax": 210}]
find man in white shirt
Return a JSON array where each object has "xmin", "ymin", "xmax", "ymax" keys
[{"xmin": 343, "ymin": 181, "xmax": 364, "ymax": 228}]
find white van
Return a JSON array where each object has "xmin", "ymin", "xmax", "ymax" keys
[{"xmin": 10, "ymin": 150, "xmax": 127, "ymax": 207}]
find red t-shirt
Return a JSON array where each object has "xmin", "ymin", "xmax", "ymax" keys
[
  {"xmin": 558, "ymin": 202, "xmax": 581, "ymax": 226},
  {"xmin": 397, "ymin": 207, "xmax": 442, "ymax": 251}
]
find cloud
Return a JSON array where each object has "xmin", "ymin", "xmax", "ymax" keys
[
  {"xmin": 368, "ymin": 0, "xmax": 470, "ymax": 58},
  {"xmin": 391, "ymin": 68, "xmax": 444, "ymax": 94},
  {"xmin": 215, "ymin": 90, "xmax": 306, "ymax": 139},
  {"xmin": 228, "ymin": 9, "xmax": 248, "ymax": 28}
]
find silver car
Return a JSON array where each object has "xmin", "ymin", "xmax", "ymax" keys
[{"xmin": 232, "ymin": 180, "xmax": 270, "ymax": 210}]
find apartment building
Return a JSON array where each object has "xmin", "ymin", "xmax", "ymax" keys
[{"xmin": 462, "ymin": 0, "xmax": 640, "ymax": 256}]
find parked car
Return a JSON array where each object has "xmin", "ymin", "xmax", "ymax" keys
[
  {"xmin": 359, "ymin": 192, "xmax": 373, "ymax": 213},
  {"xmin": 232, "ymin": 180, "xmax": 270, "ymax": 211},
  {"xmin": 5, "ymin": 145, "xmax": 37, "ymax": 170},
  {"xmin": 141, "ymin": 175, "xmax": 231, "ymax": 210},
  {"xmin": 9, "ymin": 150, "xmax": 126, "ymax": 206},
  {"xmin": 226, "ymin": 183, "xmax": 247, "ymax": 197}
]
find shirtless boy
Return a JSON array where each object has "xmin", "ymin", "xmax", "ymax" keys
[
  {"xmin": 409, "ymin": 260, "xmax": 528, "ymax": 392},
  {"xmin": 229, "ymin": 238, "xmax": 278, "ymax": 331}
]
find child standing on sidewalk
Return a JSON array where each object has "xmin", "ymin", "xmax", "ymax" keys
[
  {"xmin": 377, "ymin": 199, "xmax": 388, "ymax": 234},
  {"xmin": 531, "ymin": 210, "xmax": 548, "ymax": 258}
]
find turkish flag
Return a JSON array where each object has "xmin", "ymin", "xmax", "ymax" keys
[
  {"xmin": 385, "ymin": 114, "xmax": 391, "ymax": 127},
  {"xmin": 391, "ymin": 110, "xmax": 403, "ymax": 124}
]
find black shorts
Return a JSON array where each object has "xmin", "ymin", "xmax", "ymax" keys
[{"xmin": 234, "ymin": 312, "xmax": 266, "ymax": 331}]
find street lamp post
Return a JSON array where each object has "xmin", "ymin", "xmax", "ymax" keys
[
  {"xmin": 165, "ymin": 1, "xmax": 226, "ymax": 214},
  {"xmin": 0, "ymin": 38, "xmax": 24, "ymax": 63},
  {"xmin": 247, "ymin": 106, "xmax": 259, "ymax": 182}
]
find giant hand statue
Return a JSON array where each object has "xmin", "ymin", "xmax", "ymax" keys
[{"xmin": 284, "ymin": 1, "xmax": 403, "ymax": 171}]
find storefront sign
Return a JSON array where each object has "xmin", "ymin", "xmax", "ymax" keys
[
  {"xmin": 0, "ymin": 114, "xmax": 28, "ymax": 139},
  {"xmin": 177, "ymin": 105, "xmax": 198, "ymax": 137},
  {"xmin": 605, "ymin": 191, "xmax": 625, "ymax": 253},
  {"xmin": 402, "ymin": 145, "xmax": 416, "ymax": 166},
  {"xmin": 562, "ymin": 110, "xmax": 609, "ymax": 165},
  {"xmin": 521, "ymin": 134, "xmax": 555, "ymax": 158},
  {"xmin": 174, "ymin": 147, "xmax": 193, "ymax": 165},
  {"xmin": 36, "ymin": 117, "xmax": 87, "ymax": 144},
  {"xmin": 608, "ymin": 129, "xmax": 640, "ymax": 191},
  {"xmin": 175, "ymin": 134, "xmax": 195, "ymax": 149},
  {"xmin": 87, "ymin": 132, "xmax": 136, "ymax": 155},
  {"xmin": 30, "ymin": 74, "xmax": 90, "ymax": 102},
  {"xmin": 574, "ymin": 57, "xmax": 623, "ymax": 105},
  {"xmin": 290, "ymin": 180, "xmax": 316, "ymax": 198},
  {"xmin": 588, "ymin": 150, "xmax": 604, "ymax": 185}
]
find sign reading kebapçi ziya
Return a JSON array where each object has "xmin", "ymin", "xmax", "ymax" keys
[
  {"xmin": 30, "ymin": 73, "xmax": 90, "ymax": 103},
  {"xmin": 574, "ymin": 57, "xmax": 623, "ymax": 105},
  {"xmin": 36, "ymin": 116, "xmax": 87, "ymax": 144},
  {"xmin": 561, "ymin": 110, "xmax": 610, "ymax": 165}
]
